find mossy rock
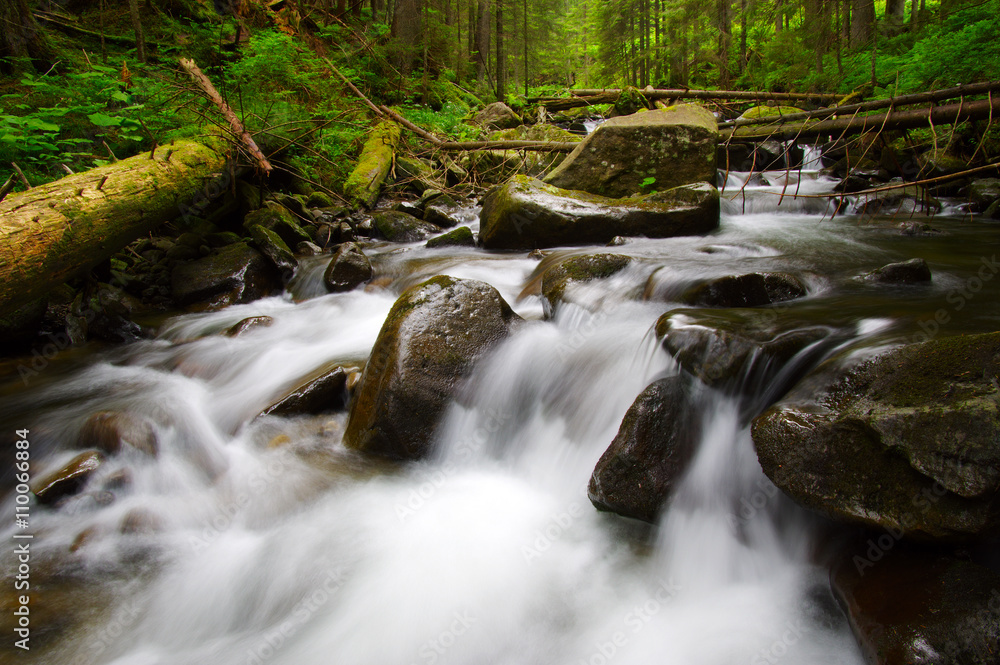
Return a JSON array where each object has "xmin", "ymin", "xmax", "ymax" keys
[
  {"xmin": 752, "ymin": 332, "xmax": 1000, "ymax": 541},
  {"xmin": 544, "ymin": 104, "xmax": 719, "ymax": 198},
  {"xmin": 249, "ymin": 224, "xmax": 297, "ymax": 274},
  {"xmin": 243, "ymin": 202, "xmax": 312, "ymax": 248},
  {"xmin": 426, "ymin": 226, "xmax": 476, "ymax": 249},
  {"xmin": 171, "ymin": 242, "xmax": 280, "ymax": 311},
  {"xmin": 540, "ymin": 253, "xmax": 632, "ymax": 311},
  {"xmin": 372, "ymin": 210, "xmax": 441, "ymax": 242},
  {"xmin": 479, "ymin": 175, "xmax": 719, "ymax": 250},
  {"xmin": 343, "ymin": 276, "xmax": 522, "ymax": 459}
]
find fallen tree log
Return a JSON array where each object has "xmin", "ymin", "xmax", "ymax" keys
[
  {"xmin": 0, "ymin": 139, "xmax": 227, "ymax": 316},
  {"xmin": 719, "ymin": 80, "xmax": 1000, "ymax": 130},
  {"xmin": 343, "ymin": 120, "xmax": 401, "ymax": 208},
  {"xmin": 570, "ymin": 88, "xmax": 841, "ymax": 102},
  {"xmin": 721, "ymin": 96, "xmax": 1000, "ymax": 142},
  {"xmin": 435, "ymin": 140, "xmax": 578, "ymax": 153}
]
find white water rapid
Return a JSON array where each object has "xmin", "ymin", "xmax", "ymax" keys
[{"xmin": 9, "ymin": 150, "xmax": 989, "ymax": 665}]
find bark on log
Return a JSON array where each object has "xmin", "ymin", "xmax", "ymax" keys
[
  {"xmin": 721, "ymin": 97, "xmax": 1000, "ymax": 142},
  {"xmin": 569, "ymin": 88, "xmax": 841, "ymax": 102},
  {"xmin": 179, "ymin": 58, "xmax": 272, "ymax": 174},
  {"xmin": 343, "ymin": 121, "xmax": 401, "ymax": 208},
  {"xmin": 719, "ymin": 80, "xmax": 1000, "ymax": 129},
  {"xmin": 436, "ymin": 140, "xmax": 578, "ymax": 152},
  {"xmin": 0, "ymin": 139, "xmax": 227, "ymax": 316}
]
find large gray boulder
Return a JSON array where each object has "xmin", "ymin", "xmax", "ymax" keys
[
  {"xmin": 343, "ymin": 276, "xmax": 522, "ymax": 460},
  {"xmin": 752, "ymin": 332, "xmax": 1000, "ymax": 541},
  {"xmin": 544, "ymin": 104, "xmax": 719, "ymax": 198},
  {"xmin": 479, "ymin": 175, "xmax": 719, "ymax": 250},
  {"xmin": 588, "ymin": 377, "xmax": 700, "ymax": 522}
]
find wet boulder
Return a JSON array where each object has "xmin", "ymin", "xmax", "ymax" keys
[
  {"xmin": 656, "ymin": 309, "xmax": 835, "ymax": 391},
  {"xmin": 859, "ymin": 258, "xmax": 932, "ymax": 285},
  {"xmin": 260, "ymin": 365, "xmax": 354, "ymax": 417},
  {"xmin": 831, "ymin": 547, "xmax": 1000, "ymax": 665},
  {"xmin": 544, "ymin": 104, "xmax": 718, "ymax": 198},
  {"xmin": 226, "ymin": 315, "xmax": 274, "ymax": 336},
  {"xmin": 540, "ymin": 253, "xmax": 632, "ymax": 312},
  {"xmin": 31, "ymin": 451, "xmax": 104, "ymax": 505},
  {"xmin": 171, "ymin": 243, "xmax": 280, "ymax": 311},
  {"xmin": 752, "ymin": 332, "xmax": 1000, "ymax": 540},
  {"xmin": 323, "ymin": 242, "xmax": 373, "ymax": 292},
  {"xmin": 966, "ymin": 178, "xmax": 1000, "ymax": 212},
  {"xmin": 479, "ymin": 175, "xmax": 719, "ymax": 250},
  {"xmin": 588, "ymin": 377, "xmax": 700, "ymax": 522},
  {"xmin": 249, "ymin": 224, "xmax": 297, "ymax": 274},
  {"xmin": 372, "ymin": 210, "xmax": 441, "ymax": 243},
  {"xmin": 423, "ymin": 194, "xmax": 463, "ymax": 229},
  {"xmin": 243, "ymin": 202, "xmax": 313, "ymax": 248},
  {"xmin": 79, "ymin": 411, "xmax": 159, "ymax": 457},
  {"xmin": 761, "ymin": 272, "xmax": 808, "ymax": 303},
  {"xmin": 470, "ymin": 102, "xmax": 521, "ymax": 130},
  {"xmin": 681, "ymin": 273, "xmax": 771, "ymax": 308},
  {"xmin": 426, "ymin": 226, "xmax": 476, "ymax": 249},
  {"xmin": 343, "ymin": 276, "xmax": 522, "ymax": 460}
]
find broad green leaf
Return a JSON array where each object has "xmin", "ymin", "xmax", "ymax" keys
[{"xmin": 88, "ymin": 112, "xmax": 123, "ymax": 127}]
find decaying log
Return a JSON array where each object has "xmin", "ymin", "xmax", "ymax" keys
[
  {"xmin": 722, "ymin": 96, "xmax": 1000, "ymax": 142},
  {"xmin": 343, "ymin": 121, "xmax": 401, "ymax": 208},
  {"xmin": 719, "ymin": 80, "xmax": 1000, "ymax": 130},
  {"xmin": 570, "ymin": 88, "xmax": 841, "ymax": 102},
  {"xmin": 179, "ymin": 58, "xmax": 272, "ymax": 174},
  {"xmin": 436, "ymin": 140, "xmax": 578, "ymax": 153},
  {"xmin": 0, "ymin": 140, "xmax": 227, "ymax": 316}
]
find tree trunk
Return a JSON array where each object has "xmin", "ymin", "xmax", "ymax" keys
[
  {"xmin": 390, "ymin": 0, "xmax": 422, "ymax": 75},
  {"xmin": 850, "ymin": 0, "xmax": 874, "ymax": 45},
  {"xmin": 495, "ymin": 0, "xmax": 505, "ymax": 100},
  {"xmin": 0, "ymin": 0, "xmax": 53, "ymax": 73},
  {"xmin": 885, "ymin": 0, "xmax": 905, "ymax": 34},
  {"xmin": 474, "ymin": 0, "xmax": 491, "ymax": 82},
  {"xmin": 0, "ymin": 140, "xmax": 227, "ymax": 316},
  {"xmin": 128, "ymin": 0, "xmax": 146, "ymax": 63},
  {"xmin": 717, "ymin": 0, "xmax": 731, "ymax": 88}
]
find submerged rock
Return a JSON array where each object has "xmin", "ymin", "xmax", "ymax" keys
[
  {"xmin": 479, "ymin": 175, "xmax": 719, "ymax": 250},
  {"xmin": 260, "ymin": 365, "xmax": 354, "ymax": 417},
  {"xmin": 752, "ymin": 332, "xmax": 1000, "ymax": 540},
  {"xmin": 859, "ymin": 258, "xmax": 932, "ymax": 285},
  {"xmin": 171, "ymin": 243, "xmax": 280, "ymax": 311},
  {"xmin": 588, "ymin": 377, "xmax": 700, "ymax": 522},
  {"xmin": 540, "ymin": 253, "xmax": 632, "ymax": 311},
  {"xmin": 831, "ymin": 547, "xmax": 1000, "ymax": 665},
  {"xmin": 343, "ymin": 276, "xmax": 522, "ymax": 460},
  {"xmin": 32, "ymin": 451, "xmax": 104, "ymax": 505},
  {"xmin": 226, "ymin": 316, "xmax": 274, "ymax": 337},
  {"xmin": 79, "ymin": 411, "xmax": 159, "ymax": 457},
  {"xmin": 323, "ymin": 242, "xmax": 373, "ymax": 292},
  {"xmin": 656, "ymin": 309, "xmax": 835, "ymax": 391},
  {"xmin": 544, "ymin": 104, "xmax": 718, "ymax": 198},
  {"xmin": 681, "ymin": 273, "xmax": 771, "ymax": 308}
]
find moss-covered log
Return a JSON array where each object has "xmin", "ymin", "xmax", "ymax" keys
[
  {"xmin": 0, "ymin": 139, "xmax": 227, "ymax": 316},
  {"xmin": 343, "ymin": 121, "xmax": 401, "ymax": 209}
]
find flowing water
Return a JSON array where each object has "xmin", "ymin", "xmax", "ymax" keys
[{"xmin": 3, "ymin": 151, "xmax": 1000, "ymax": 665}]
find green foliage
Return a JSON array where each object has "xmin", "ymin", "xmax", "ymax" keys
[
  {"xmin": 0, "ymin": 64, "xmax": 188, "ymax": 185},
  {"xmin": 401, "ymin": 101, "xmax": 479, "ymax": 141}
]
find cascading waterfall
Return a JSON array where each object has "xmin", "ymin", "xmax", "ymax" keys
[{"xmin": 7, "ymin": 149, "xmax": 991, "ymax": 665}]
